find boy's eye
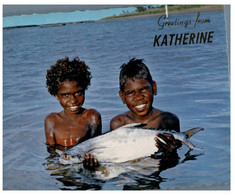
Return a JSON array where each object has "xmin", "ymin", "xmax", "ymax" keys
[
  {"xmin": 74, "ymin": 90, "xmax": 83, "ymax": 96},
  {"xmin": 140, "ymin": 86, "xmax": 151, "ymax": 93},
  {"xmin": 124, "ymin": 91, "xmax": 135, "ymax": 97},
  {"xmin": 140, "ymin": 88, "xmax": 149, "ymax": 93},
  {"xmin": 62, "ymin": 94, "xmax": 69, "ymax": 98},
  {"xmin": 124, "ymin": 87, "xmax": 151, "ymax": 97}
]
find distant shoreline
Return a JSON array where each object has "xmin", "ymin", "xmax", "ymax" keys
[
  {"xmin": 3, "ymin": 5, "xmax": 224, "ymax": 29},
  {"xmin": 100, "ymin": 5, "xmax": 224, "ymax": 21}
]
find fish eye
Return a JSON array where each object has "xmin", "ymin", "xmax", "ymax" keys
[{"xmin": 62, "ymin": 154, "xmax": 71, "ymax": 160}]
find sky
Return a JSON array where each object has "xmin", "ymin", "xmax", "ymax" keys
[
  {"xmin": 3, "ymin": 5, "xmax": 135, "ymax": 17},
  {"xmin": 3, "ymin": 1, "xmax": 230, "ymax": 17}
]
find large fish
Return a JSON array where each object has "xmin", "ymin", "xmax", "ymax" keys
[{"xmin": 59, "ymin": 123, "xmax": 204, "ymax": 165}]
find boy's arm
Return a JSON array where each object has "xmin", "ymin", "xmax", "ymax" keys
[
  {"xmin": 44, "ymin": 114, "xmax": 56, "ymax": 146},
  {"xmin": 155, "ymin": 112, "xmax": 181, "ymax": 154},
  {"xmin": 83, "ymin": 110, "xmax": 101, "ymax": 170},
  {"xmin": 89, "ymin": 109, "xmax": 102, "ymax": 137}
]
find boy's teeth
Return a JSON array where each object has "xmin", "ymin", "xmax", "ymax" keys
[
  {"xmin": 135, "ymin": 104, "xmax": 146, "ymax": 109},
  {"xmin": 70, "ymin": 106, "xmax": 78, "ymax": 110}
]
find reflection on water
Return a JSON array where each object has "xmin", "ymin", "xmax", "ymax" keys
[{"xmin": 43, "ymin": 146, "xmax": 203, "ymax": 190}]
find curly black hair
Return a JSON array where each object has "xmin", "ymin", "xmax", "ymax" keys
[{"xmin": 46, "ymin": 57, "xmax": 92, "ymax": 96}]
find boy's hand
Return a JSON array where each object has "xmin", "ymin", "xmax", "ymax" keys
[
  {"xmin": 82, "ymin": 154, "xmax": 99, "ymax": 170},
  {"xmin": 154, "ymin": 133, "xmax": 178, "ymax": 154}
]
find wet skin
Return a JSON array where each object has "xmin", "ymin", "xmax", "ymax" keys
[
  {"xmin": 45, "ymin": 80, "xmax": 101, "ymax": 168},
  {"xmin": 110, "ymin": 78, "xmax": 180, "ymax": 154}
]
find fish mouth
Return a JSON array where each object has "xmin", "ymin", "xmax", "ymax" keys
[{"xmin": 59, "ymin": 153, "xmax": 82, "ymax": 165}]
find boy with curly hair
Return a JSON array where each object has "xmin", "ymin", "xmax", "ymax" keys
[{"xmin": 45, "ymin": 57, "xmax": 101, "ymax": 167}]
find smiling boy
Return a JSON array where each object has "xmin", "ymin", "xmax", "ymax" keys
[
  {"xmin": 110, "ymin": 58, "xmax": 180, "ymax": 153},
  {"xmin": 45, "ymin": 57, "xmax": 101, "ymax": 152}
]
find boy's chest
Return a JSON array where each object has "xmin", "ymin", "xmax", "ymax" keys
[
  {"xmin": 54, "ymin": 119, "xmax": 91, "ymax": 146},
  {"xmin": 128, "ymin": 114, "xmax": 162, "ymax": 129}
]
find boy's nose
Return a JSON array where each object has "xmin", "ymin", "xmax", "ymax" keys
[
  {"xmin": 69, "ymin": 95, "xmax": 77, "ymax": 103},
  {"xmin": 135, "ymin": 91, "xmax": 144, "ymax": 100}
]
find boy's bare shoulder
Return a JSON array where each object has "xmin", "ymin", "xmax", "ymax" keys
[
  {"xmin": 159, "ymin": 111, "xmax": 180, "ymax": 132},
  {"xmin": 110, "ymin": 112, "xmax": 129, "ymax": 130},
  {"xmin": 84, "ymin": 108, "xmax": 101, "ymax": 124},
  {"xmin": 84, "ymin": 109, "xmax": 102, "ymax": 136},
  {"xmin": 160, "ymin": 111, "xmax": 179, "ymax": 122},
  {"xmin": 84, "ymin": 108, "xmax": 101, "ymax": 118},
  {"xmin": 44, "ymin": 112, "xmax": 59, "ymax": 137},
  {"xmin": 151, "ymin": 108, "xmax": 179, "ymax": 121},
  {"xmin": 45, "ymin": 112, "xmax": 59, "ymax": 122}
]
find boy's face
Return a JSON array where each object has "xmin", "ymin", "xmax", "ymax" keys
[
  {"xmin": 56, "ymin": 80, "xmax": 85, "ymax": 114},
  {"xmin": 119, "ymin": 78, "xmax": 157, "ymax": 117}
]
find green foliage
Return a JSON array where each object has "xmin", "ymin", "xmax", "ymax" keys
[{"xmin": 136, "ymin": 6, "xmax": 147, "ymax": 12}]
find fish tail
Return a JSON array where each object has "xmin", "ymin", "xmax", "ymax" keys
[
  {"xmin": 180, "ymin": 127, "xmax": 204, "ymax": 150},
  {"xmin": 183, "ymin": 127, "xmax": 204, "ymax": 139}
]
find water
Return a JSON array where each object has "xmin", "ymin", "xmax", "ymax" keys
[{"xmin": 3, "ymin": 11, "xmax": 230, "ymax": 190}]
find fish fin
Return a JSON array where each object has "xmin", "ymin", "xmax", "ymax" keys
[
  {"xmin": 183, "ymin": 127, "xmax": 204, "ymax": 139},
  {"xmin": 181, "ymin": 139, "xmax": 197, "ymax": 150},
  {"xmin": 126, "ymin": 157, "xmax": 145, "ymax": 163},
  {"xmin": 86, "ymin": 146, "xmax": 107, "ymax": 154},
  {"xmin": 121, "ymin": 123, "xmax": 147, "ymax": 128},
  {"xmin": 193, "ymin": 146, "xmax": 204, "ymax": 151}
]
